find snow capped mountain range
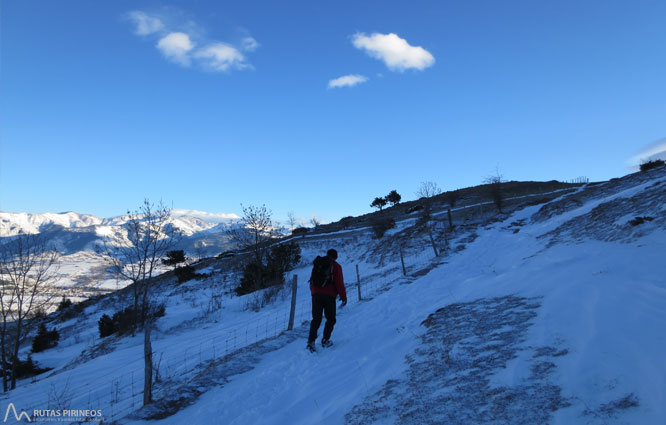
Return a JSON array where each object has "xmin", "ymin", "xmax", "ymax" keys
[
  {"xmin": 0, "ymin": 210, "xmax": 230, "ymax": 237},
  {"xmin": 0, "ymin": 210, "xmax": 239, "ymax": 294},
  {"xmin": 0, "ymin": 210, "xmax": 236, "ymax": 253},
  {"xmin": 0, "ymin": 211, "xmax": 105, "ymax": 236}
]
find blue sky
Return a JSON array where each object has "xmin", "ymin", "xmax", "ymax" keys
[{"xmin": 2, "ymin": 0, "xmax": 666, "ymax": 224}]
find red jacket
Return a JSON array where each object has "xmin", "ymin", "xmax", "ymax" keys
[{"xmin": 310, "ymin": 259, "xmax": 347, "ymax": 302}]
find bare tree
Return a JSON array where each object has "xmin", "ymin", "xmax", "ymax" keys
[
  {"xmin": 415, "ymin": 181, "xmax": 442, "ymax": 199},
  {"xmin": 228, "ymin": 205, "xmax": 280, "ymax": 292},
  {"xmin": 228, "ymin": 204, "xmax": 278, "ymax": 264},
  {"xmin": 286, "ymin": 211, "xmax": 298, "ymax": 231},
  {"xmin": 0, "ymin": 272, "xmax": 15, "ymax": 393},
  {"xmin": 0, "ymin": 278, "xmax": 14, "ymax": 393},
  {"xmin": 0, "ymin": 233, "xmax": 59, "ymax": 391},
  {"xmin": 415, "ymin": 181, "xmax": 443, "ymax": 256},
  {"xmin": 99, "ymin": 200, "xmax": 178, "ymax": 334},
  {"xmin": 309, "ymin": 216, "xmax": 321, "ymax": 229},
  {"xmin": 194, "ymin": 245, "xmax": 205, "ymax": 262},
  {"xmin": 98, "ymin": 199, "xmax": 180, "ymax": 405},
  {"xmin": 484, "ymin": 168, "xmax": 506, "ymax": 213},
  {"xmin": 415, "ymin": 180, "xmax": 442, "ymax": 221}
]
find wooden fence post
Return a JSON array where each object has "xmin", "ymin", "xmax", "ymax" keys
[
  {"xmin": 356, "ymin": 264, "xmax": 362, "ymax": 301},
  {"xmin": 288, "ymin": 275, "xmax": 298, "ymax": 331},
  {"xmin": 428, "ymin": 227, "xmax": 439, "ymax": 257},
  {"xmin": 399, "ymin": 246, "xmax": 407, "ymax": 276}
]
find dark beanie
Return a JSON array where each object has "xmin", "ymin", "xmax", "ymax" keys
[{"xmin": 327, "ymin": 249, "xmax": 338, "ymax": 259}]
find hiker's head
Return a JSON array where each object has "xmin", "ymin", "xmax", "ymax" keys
[{"xmin": 327, "ymin": 249, "xmax": 338, "ymax": 260}]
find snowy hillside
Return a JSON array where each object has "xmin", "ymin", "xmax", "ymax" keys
[{"xmin": 3, "ymin": 167, "xmax": 666, "ymax": 424}]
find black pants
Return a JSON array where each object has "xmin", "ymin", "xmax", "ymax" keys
[{"xmin": 308, "ymin": 294, "xmax": 336, "ymax": 343}]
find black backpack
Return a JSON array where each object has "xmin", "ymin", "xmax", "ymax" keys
[{"xmin": 310, "ymin": 256, "xmax": 333, "ymax": 288}]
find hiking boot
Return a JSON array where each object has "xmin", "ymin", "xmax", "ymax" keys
[
  {"xmin": 321, "ymin": 339, "xmax": 333, "ymax": 348},
  {"xmin": 307, "ymin": 341, "xmax": 316, "ymax": 352}
]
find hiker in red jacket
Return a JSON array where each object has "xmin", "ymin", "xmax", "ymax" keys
[{"xmin": 307, "ymin": 249, "xmax": 347, "ymax": 352}]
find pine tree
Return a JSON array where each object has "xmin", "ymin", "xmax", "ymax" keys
[
  {"xmin": 162, "ymin": 250, "xmax": 186, "ymax": 269},
  {"xmin": 31, "ymin": 324, "xmax": 59, "ymax": 353},
  {"xmin": 385, "ymin": 190, "xmax": 402, "ymax": 206},
  {"xmin": 371, "ymin": 197, "xmax": 388, "ymax": 211}
]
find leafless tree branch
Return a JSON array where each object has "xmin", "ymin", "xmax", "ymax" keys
[{"xmin": 0, "ymin": 233, "xmax": 59, "ymax": 390}]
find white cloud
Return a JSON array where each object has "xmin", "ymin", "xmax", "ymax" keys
[
  {"xmin": 127, "ymin": 10, "xmax": 257, "ymax": 73},
  {"xmin": 352, "ymin": 32, "xmax": 435, "ymax": 72},
  {"xmin": 127, "ymin": 11, "xmax": 164, "ymax": 35},
  {"xmin": 194, "ymin": 43, "xmax": 249, "ymax": 72},
  {"xmin": 241, "ymin": 37, "xmax": 259, "ymax": 52},
  {"xmin": 328, "ymin": 74, "xmax": 368, "ymax": 89},
  {"xmin": 157, "ymin": 32, "xmax": 194, "ymax": 66},
  {"xmin": 629, "ymin": 138, "xmax": 666, "ymax": 166}
]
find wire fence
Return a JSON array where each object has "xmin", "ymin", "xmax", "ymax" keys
[{"xmin": 18, "ymin": 236, "xmax": 445, "ymax": 424}]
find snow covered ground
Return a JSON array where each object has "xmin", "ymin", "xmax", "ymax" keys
[{"xmin": 2, "ymin": 168, "xmax": 665, "ymax": 424}]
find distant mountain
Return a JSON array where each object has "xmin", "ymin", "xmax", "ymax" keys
[
  {"xmin": 0, "ymin": 210, "xmax": 236, "ymax": 257},
  {"xmin": 0, "ymin": 211, "xmax": 103, "ymax": 236}
]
